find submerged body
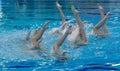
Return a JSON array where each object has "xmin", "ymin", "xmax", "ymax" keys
[{"xmin": 68, "ymin": 26, "xmax": 82, "ymax": 44}]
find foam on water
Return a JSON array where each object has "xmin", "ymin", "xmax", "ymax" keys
[{"xmin": 0, "ymin": 15, "xmax": 120, "ymax": 71}]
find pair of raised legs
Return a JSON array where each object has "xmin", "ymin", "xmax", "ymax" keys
[
  {"xmin": 93, "ymin": 4, "xmax": 110, "ymax": 36},
  {"xmin": 70, "ymin": 4, "xmax": 110, "ymax": 46},
  {"xmin": 71, "ymin": 5, "xmax": 88, "ymax": 45},
  {"xmin": 54, "ymin": 1, "xmax": 88, "ymax": 45},
  {"xmin": 25, "ymin": 21, "xmax": 49, "ymax": 51},
  {"xmin": 25, "ymin": 3, "xmax": 110, "ymax": 61},
  {"xmin": 52, "ymin": 26, "xmax": 72, "ymax": 61}
]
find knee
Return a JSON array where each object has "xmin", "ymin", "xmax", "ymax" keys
[{"xmin": 93, "ymin": 27, "xmax": 97, "ymax": 32}]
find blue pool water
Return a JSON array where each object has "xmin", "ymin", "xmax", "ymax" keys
[{"xmin": 0, "ymin": 0, "xmax": 120, "ymax": 71}]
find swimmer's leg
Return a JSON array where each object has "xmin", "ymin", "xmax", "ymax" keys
[
  {"xmin": 32, "ymin": 28, "xmax": 41, "ymax": 45},
  {"xmin": 36, "ymin": 21, "xmax": 49, "ymax": 40},
  {"xmin": 71, "ymin": 5, "xmax": 88, "ymax": 44},
  {"xmin": 26, "ymin": 30, "xmax": 31, "ymax": 41},
  {"xmin": 98, "ymin": 4, "xmax": 104, "ymax": 18},
  {"xmin": 38, "ymin": 21, "xmax": 49, "ymax": 37},
  {"xmin": 38, "ymin": 46, "xmax": 46, "ymax": 51},
  {"xmin": 56, "ymin": 1, "xmax": 66, "ymax": 25},
  {"xmin": 53, "ymin": 45, "xmax": 64, "ymax": 56},
  {"xmin": 98, "ymin": 4, "xmax": 108, "ymax": 34},
  {"xmin": 53, "ymin": 26, "xmax": 71, "ymax": 56},
  {"xmin": 79, "ymin": 29, "xmax": 88, "ymax": 44},
  {"xmin": 71, "ymin": 5, "xmax": 83, "ymax": 28},
  {"xmin": 32, "ymin": 21, "xmax": 49, "ymax": 44},
  {"xmin": 56, "ymin": 26, "xmax": 71, "ymax": 46},
  {"xmin": 42, "ymin": 21, "xmax": 49, "ymax": 30},
  {"xmin": 93, "ymin": 12, "xmax": 110, "ymax": 35},
  {"xmin": 51, "ymin": 1, "xmax": 67, "ymax": 34},
  {"xmin": 30, "ymin": 39, "xmax": 42, "ymax": 50}
]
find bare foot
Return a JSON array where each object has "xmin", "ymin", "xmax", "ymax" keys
[
  {"xmin": 71, "ymin": 5, "xmax": 79, "ymax": 14},
  {"xmin": 56, "ymin": 1, "xmax": 61, "ymax": 8},
  {"xmin": 98, "ymin": 4, "xmax": 103, "ymax": 10}
]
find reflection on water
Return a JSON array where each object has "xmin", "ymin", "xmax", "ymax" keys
[
  {"xmin": 0, "ymin": 0, "xmax": 119, "ymax": 20},
  {"xmin": 0, "ymin": 0, "xmax": 119, "ymax": 29}
]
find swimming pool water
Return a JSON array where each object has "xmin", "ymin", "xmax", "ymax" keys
[{"xmin": 0, "ymin": 0, "xmax": 120, "ymax": 71}]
